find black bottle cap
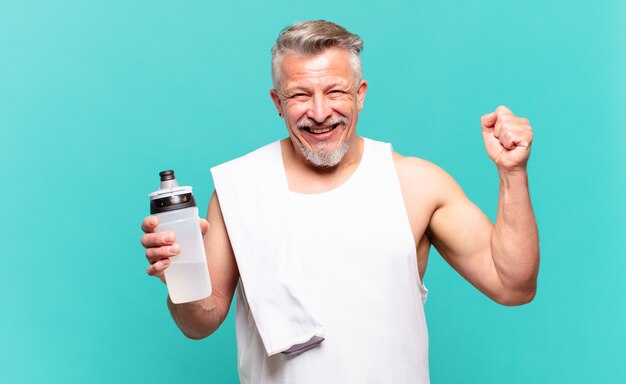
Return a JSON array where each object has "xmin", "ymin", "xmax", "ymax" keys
[
  {"xmin": 159, "ymin": 170, "xmax": 175, "ymax": 181},
  {"xmin": 149, "ymin": 170, "xmax": 197, "ymax": 214}
]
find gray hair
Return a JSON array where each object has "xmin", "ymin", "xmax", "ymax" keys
[{"xmin": 271, "ymin": 20, "xmax": 364, "ymax": 89}]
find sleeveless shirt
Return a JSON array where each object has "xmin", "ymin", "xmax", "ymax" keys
[{"xmin": 222, "ymin": 138, "xmax": 430, "ymax": 383}]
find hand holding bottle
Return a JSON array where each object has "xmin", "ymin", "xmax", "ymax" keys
[
  {"xmin": 142, "ymin": 170, "xmax": 212, "ymax": 303},
  {"xmin": 141, "ymin": 216, "xmax": 209, "ymax": 283}
]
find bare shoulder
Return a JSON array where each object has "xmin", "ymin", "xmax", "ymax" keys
[
  {"xmin": 392, "ymin": 151, "xmax": 446, "ymax": 178},
  {"xmin": 391, "ymin": 151, "xmax": 464, "ymax": 209}
]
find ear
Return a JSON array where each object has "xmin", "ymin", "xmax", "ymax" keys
[
  {"xmin": 356, "ymin": 80, "xmax": 368, "ymax": 111},
  {"xmin": 270, "ymin": 89, "xmax": 283, "ymax": 117}
]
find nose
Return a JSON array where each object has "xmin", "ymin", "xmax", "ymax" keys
[{"xmin": 308, "ymin": 93, "xmax": 332, "ymax": 124}]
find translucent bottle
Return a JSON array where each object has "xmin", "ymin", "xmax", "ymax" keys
[{"xmin": 149, "ymin": 170, "xmax": 212, "ymax": 303}]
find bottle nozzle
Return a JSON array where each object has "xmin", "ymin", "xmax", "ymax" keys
[
  {"xmin": 159, "ymin": 170, "xmax": 179, "ymax": 190},
  {"xmin": 159, "ymin": 170, "xmax": 175, "ymax": 181},
  {"xmin": 149, "ymin": 169, "xmax": 195, "ymax": 213}
]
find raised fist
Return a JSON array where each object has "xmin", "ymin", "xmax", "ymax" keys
[{"xmin": 481, "ymin": 105, "xmax": 533, "ymax": 172}]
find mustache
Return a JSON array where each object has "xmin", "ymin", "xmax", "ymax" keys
[{"xmin": 296, "ymin": 116, "xmax": 349, "ymax": 129}]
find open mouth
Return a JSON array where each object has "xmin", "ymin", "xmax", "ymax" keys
[{"xmin": 303, "ymin": 123, "xmax": 340, "ymax": 135}]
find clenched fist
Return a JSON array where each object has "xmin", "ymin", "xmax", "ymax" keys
[{"xmin": 481, "ymin": 106, "xmax": 533, "ymax": 172}]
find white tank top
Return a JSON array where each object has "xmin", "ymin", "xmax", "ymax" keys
[{"xmin": 234, "ymin": 138, "xmax": 429, "ymax": 384}]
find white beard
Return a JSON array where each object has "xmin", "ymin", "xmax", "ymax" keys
[
  {"xmin": 297, "ymin": 139, "xmax": 350, "ymax": 168},
  {"xmin": 293, "ymin": 115, "xmax": 351, "ymax": 168}
]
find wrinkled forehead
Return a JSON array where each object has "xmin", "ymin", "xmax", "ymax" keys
[{"xmin": 278, "ymin": 48, "xmax": 357, "ymax": 90}]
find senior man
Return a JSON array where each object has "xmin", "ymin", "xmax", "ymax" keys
[{"xmin": 141, "ymin": 20, "xmax": 539, "ymax": 383}]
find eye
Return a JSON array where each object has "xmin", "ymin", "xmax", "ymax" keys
[
  {"xmin": 290, "ymin": 93, "xmax": 310, "ymax": 101},
  {"xmin": 328, "ymin": 90, "xmax": 345, "ymax": 97}
]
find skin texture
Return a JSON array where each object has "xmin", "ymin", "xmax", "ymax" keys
[
  {"xmin": 270, "ymin": 48, "xmax": 367, "ymax": 182},
  {"xmin": 140, "ymin": 48, "xmax": 539, "ymax": 339}
]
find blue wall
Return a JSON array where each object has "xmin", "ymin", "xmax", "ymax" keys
[{"xmin": 1, "ymin": 1, "xmax": 624, "ymax": 382}]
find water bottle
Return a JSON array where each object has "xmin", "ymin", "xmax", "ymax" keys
[{"xmin": 149, "ymin": 170, "xmax": 212, "ymax": 303}]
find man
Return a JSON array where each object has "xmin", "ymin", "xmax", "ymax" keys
[{"xmin": 141, "ymin": 20, "xmax": 539, "ymax": 383}]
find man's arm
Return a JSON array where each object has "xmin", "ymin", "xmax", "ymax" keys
[
  {"xmin": 142, "ymin": 191, "xmax": 239, "ymax": 338},
  {"xmin": 424, "ymin": 106, "xmax": 539, "ymax": 305}
]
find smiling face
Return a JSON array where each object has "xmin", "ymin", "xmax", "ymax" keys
[{"xmin": 270, "ymin": 48, "xmax": 367, "ymax": 168}]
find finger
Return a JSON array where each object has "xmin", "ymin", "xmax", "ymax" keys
[
  {"xmin": 141, "ymin": 216, "xmax": 158, "ymax": 233},
  {"xmin": 499, "ymin": 130, "xmax": 517, "ymax": 149},
  {"xmin": 495, "ymin": 105, "xmax": 513, "ymax": 117},
  {"xmin": 503, "ymin": 118, "xmax": 533, "ymax": 147},
  {"xmin": 511, "ymin": 130, "xmax": 533, "ymax": 148},
  {"xmin": 151, "ymin": 270, "xmax": 166, "ymax": 284},
  {"xmin": 145, "ymin": 244, "xmax": 180, "ymax": 264},
  {"xmin": 481, "ymin": 111, "xmax": 497, "ymax": 130},
  {"xmin": 199, "ymin": 218, "xmax": 209, "ymax": 236},
  {"xmin": 494, "ymin": 115, "xmax": 504, "ymax": 138},
  {"xmin": 147, "ymin": 258, "xmax": 170, "ymax": 278},
  {"xmin": 141, "ymin": 231, "xmax": 175, "ymax": 248}
]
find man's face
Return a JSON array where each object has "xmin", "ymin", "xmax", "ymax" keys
[{"xmin": 270, "ymin": 48, "xmax": 367, "ymax": 168}]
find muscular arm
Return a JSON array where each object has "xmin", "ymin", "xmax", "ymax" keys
[
  {"xmin": 167, "ymin": 192, "xmax": 240, "ymax": 339},
  {"xmin": 428, "ymin": 167, "xmax": 538, "ymax": 305},
  {"xmin": 491, "ymin": 170, "xmax": 538, "ymax": 301},
  {"xmin": 397, "ymin": 106, "xmax": 539, "ymax": 306}
]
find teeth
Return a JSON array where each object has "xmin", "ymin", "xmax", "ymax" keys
[{"xmin": 308, "ymin": 126, "xmax": 334, "ymax": 134}]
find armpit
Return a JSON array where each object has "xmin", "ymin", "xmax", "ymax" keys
[{"xmin": 416, "ymin": 233, "xmax": 431, "ymax": 282}]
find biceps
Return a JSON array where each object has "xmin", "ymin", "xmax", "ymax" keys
[{"xmin": 429, "ymin": 197, "xmax": 494, "ymax": 280}]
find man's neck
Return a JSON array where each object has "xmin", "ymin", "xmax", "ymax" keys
[{"xmin": 280, "ymin": 136, "xmax": 364, "ymax": 194}]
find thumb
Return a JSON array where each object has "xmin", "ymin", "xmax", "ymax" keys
[
  {"xmin": 481, "ymin": 111, "xmax": 497, "ymax": 130},
  {"xmin": 200, "ymin": 218, "xmax": 210, "ymax": 236}
]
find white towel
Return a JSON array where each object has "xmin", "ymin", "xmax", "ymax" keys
[{"xmin": 211, "ymin": 141, "xmax": 325, "ymax": 356}]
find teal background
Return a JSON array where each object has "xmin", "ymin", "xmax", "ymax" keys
[{"xmin": 1, "ymin": 0, "xmax": 624, "ymax": 382}]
